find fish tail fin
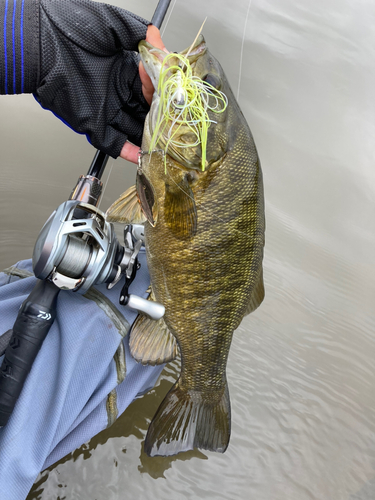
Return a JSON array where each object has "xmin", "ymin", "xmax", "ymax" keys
[{"xmin": 145, "ymin": 380, "xmax": 231, "ymax": 457}]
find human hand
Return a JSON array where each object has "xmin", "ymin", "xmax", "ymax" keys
[{"xmin": 34, "ymin": 0, "xmax": 167, "ymax": 163}]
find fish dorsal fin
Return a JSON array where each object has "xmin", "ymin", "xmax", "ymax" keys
[
  {"xmin": 129, "ymin": 289, "xmax": 178, "ymax": 365},
  {"xmin": 243, "ymin": 269, "xmax": 265, "ymax": 317},
  {"xmin": 106, "ymin": 185, "xmax": 146, "ymax": 224},
  {"xmin": 164, "ymin": 176, "xmax": 197, "ymax": 239}
]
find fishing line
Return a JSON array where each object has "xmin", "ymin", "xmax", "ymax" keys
[
  {"xmin": 161, "ymin": 0, "xmax": 177, "ymax": 37},
  {"xmin": 98, "ymin": 161, "xmax": 114, "ymax": 212},
  {"xmin": 237, "ymin": 0, "xmax": 253, "ymax": 101}
]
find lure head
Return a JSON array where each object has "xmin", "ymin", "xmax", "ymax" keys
[{"xmin": 139, "ymin": 35, "xmax": 232, "ymax": 171}]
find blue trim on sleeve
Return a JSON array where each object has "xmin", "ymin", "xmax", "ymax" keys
[
  {"xmin": 20, "ymin": 0, "xmax": 24, "ymax": 92},
  {"xmin": 33, "ymin": 94, "xmax": 92, "ymax": 145},
  {"xmin": 3, "ymin": 0, "xmax": 9, "ymax": 94},
  {"xmin": 12, "ymin": 0, "xmax": 16, "ymax": 94}
]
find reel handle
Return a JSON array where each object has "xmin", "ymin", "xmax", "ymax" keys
[{"xmin": 0, "ymin": 280, "xmax": 60, "ymax": 426}]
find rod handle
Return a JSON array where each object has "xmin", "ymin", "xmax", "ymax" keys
[{"xmin": 0, "ymin": 280, "xmax": 60, "ymax": 427}]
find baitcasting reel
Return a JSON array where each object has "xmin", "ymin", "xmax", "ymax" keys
[{"xmin": 32, "ymin": 199, "xmax": 164, "ymax": 320}]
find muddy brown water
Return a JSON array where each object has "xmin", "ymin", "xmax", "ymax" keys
[{"xmin": 0, "ymin": 0, "xmax": 374, "ymax": 498}]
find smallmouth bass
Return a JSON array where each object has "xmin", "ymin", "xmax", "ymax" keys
[{"xmin": 107, "ymin": 35, "xmax": 265, "ymax": 457}]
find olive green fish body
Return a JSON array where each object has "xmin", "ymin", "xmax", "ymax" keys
[
  {"xmin": 107, "ymin": 36, "xmax": 265, "ymax": 456},
  {"xmin": 140, "ymin": 65, "xmax": 264, "ymax": 455}
]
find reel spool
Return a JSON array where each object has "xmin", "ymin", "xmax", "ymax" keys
[{"xmin": 33, "ymin": 200, "xmax": 118, "ymax": 293}]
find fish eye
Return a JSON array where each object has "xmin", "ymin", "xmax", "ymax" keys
[{"xmin": 202, "ymin": 73, "xmax": 221, "ymax": 90}]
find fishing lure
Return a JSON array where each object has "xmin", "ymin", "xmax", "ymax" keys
[{"xmin": 148, "ymin": 52, "xmax": 228, "ymax": 171}]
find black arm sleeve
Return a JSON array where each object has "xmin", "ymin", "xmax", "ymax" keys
[{"xmin": 0, "ymin": 0, "xmax": 151, "ymax": 156}]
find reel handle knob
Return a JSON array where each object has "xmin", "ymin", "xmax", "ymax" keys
[{"xmin": 123, "ymin": 294, "xmax": 165, "ymax": 321}]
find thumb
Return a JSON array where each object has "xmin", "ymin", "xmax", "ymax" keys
[{"xmin": 145, "ymin": 24, "xmax": 167, "ymax": 51}]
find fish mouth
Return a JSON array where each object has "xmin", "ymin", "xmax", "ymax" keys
[
  {"xmin": 138, "ymin": 41, "xmax": 167, "ymax": 91},
  {"xmin": 138, "ymin": 35, "xmax": 207, "ymax": 92},
  {"xmin": 140, "ymin": 52, "xmax": 199, "ymax": 168}
]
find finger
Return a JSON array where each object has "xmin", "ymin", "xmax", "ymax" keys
[
  {"xmin": 139, "ymin": 61, "xmax": 153, "ymax": 105},
  {"xmin": 120, "ymin": 141, "xmax": 141, "ymax": 164},
  {"xmin": 146, "ymin": 25, "xmax": 168, "ymax": 52}
]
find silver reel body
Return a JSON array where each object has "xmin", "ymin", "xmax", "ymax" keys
[{"xmin": 32, "ymin": 200, "xmax": 164, "ymax": 320}]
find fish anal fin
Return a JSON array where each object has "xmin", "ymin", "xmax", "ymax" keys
[
  {"xmin": 145, "ymin": 381, "xmax": 231, "ymax": 457},
  {"xmin": 129, "ymin": 290, "xmax": 178, "ymax": 365},
  {"xmin": 244, "ymin": 269, "xmax": 265, "ymax": 316},
  {"xmin": 106, "ymin": 185, "xmax": 146, "ymax": 224},
  {"xmin": 164, "ymin": 177, "xmax": 197, "ymax": 239}
]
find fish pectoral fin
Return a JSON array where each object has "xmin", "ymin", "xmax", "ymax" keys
[
  {"xmin": 145, "ymin": 381, "xmax": 231, "ymax": 457},
  {"xmin": 164, "ymin": 178, "xmax": 197, "ymax": 239},
  {"xmin": 243, "ymin": 269, "xmax": 265, "ymax": 317},
  {"xmin": 106, "ymin": 185, "xmax": 146, "ymax": 224},
  {"xmin": 129, "ymin": 315, "xmax": 178, "ymax": 365},
  {"xmin": 129, "ymin": 291, "xmax": 178, "ymax": 365}
]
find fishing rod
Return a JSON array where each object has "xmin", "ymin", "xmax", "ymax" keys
[{"xmin": 0, "ymin": 0, "xmax": 172, "ymax": 428}]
